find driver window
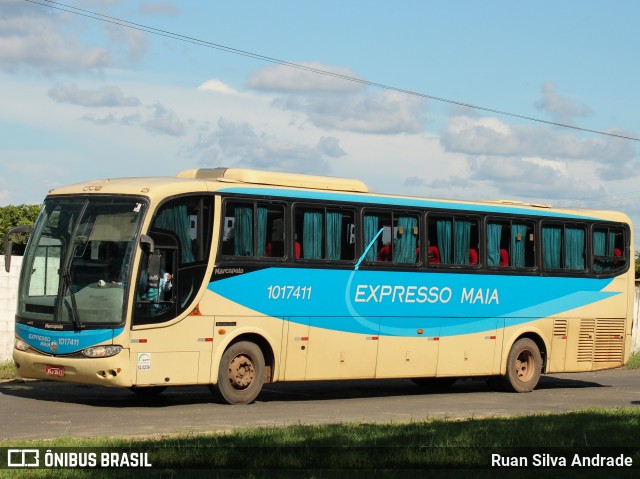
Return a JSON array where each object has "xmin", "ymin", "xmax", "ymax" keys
[{"xmin": 134, "ymin": 195, "xmax": 212, "ymax": 325}]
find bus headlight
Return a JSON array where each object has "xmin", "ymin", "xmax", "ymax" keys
[
  {"xmin": 82, "ymin": 345, "xmax": 122, "ymax": 358},
  {"xmin": 15, "ymin": 338, "xmax": 29, "ymax": 352}
]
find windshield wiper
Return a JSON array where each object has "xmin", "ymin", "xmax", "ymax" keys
[{"xmin": 63, "ymin": 270, "xmax": 83, "ymax": 330}]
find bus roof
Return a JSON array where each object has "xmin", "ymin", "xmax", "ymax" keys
[
  {"xmin": 177, "ymin": 167, "xmax": 369, "ymax": 193},
  {"xmin": 45, "ymin": 168, "xmax": 631, "ymax": 224}
]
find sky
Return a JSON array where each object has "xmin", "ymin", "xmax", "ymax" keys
[{"xmin": 1, "ymin": 0, "xmax": 639, "ymax": 245}]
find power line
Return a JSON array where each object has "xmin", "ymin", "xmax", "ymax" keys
[{"xmin": 24, "ymin": 0, "xmax": 640, "ymax": 142}]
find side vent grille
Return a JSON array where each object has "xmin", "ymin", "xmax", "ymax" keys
[
  {"xmin": 578, "ymin": 318, "xmax": 625, "ymax": 364},
  {"xmin": 577, "ymin": 319, "xmax": 595, "ymax": 363},
  {"xmin": 553, "ymin": 319, "xmax": 568, "ymax": 337}
]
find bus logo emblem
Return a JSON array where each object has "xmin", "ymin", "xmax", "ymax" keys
[{"xmin": 50, "ymin": 342, "xmax": 58, "ymax": 353}]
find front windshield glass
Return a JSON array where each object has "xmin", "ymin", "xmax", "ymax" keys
[{"xmin": 17, "ymin": 197, "xmax": 146, "ymax": 327}]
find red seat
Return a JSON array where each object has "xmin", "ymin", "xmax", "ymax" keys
[
  {"xmin": 469, "ymin": 248, "xmax": 478, "ymax": 265},
  {"xmin": 428, "ymin": 246, "xmax": 440, "ymax": 264},
  {"xmin": 378, "ymin": 244, "xmax": 391, "ymax": 261},
  {"xmin": 499, "ymin": 248, "xmax": 509, "ymax": 267}
]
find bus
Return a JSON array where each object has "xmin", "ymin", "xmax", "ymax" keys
[{"xmin": 5, "ymin": 168, "xmax": 635, "ymax": 404}]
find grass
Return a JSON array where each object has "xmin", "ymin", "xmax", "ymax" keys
[
  {"xmin": 0, "ymin": 360, "xmax": 19, "ymax": 380},
  {"xmin": 624, "ymin": 351, "xmax": 640, "ymax": 369},
  {"xmin": 1, "ymin": 408, "xmax": 639, "ymax": 478}
]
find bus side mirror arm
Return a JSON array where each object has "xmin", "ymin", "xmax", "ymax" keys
[
  {"xmin": 4, "ymin": 225, "xmax": 33, "ymax": 273},
  {"xmin": 140, "ymin": 234, "xmax": 155, "ymax": 253},
  {"xmin": 140, "ymin": 234, "xmax": 161, "ymax": 289}
]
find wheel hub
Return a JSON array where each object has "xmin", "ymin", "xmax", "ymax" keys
[
  {"xmin": 228, "ymin": 354, "xmax": 255, "ymax": 390},
  {"xmin": 515, "ymin": 350, "xmax": 534, "ymax": 382}
]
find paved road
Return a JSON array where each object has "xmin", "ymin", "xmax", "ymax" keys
[{"xmin": 1, "ymin": 369, "xmax": 639, "ymax": 441}]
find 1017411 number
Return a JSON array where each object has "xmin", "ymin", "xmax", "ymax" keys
[{"xmin": 267, "ymin": 285, "xmax": 312, "ymax": 300}]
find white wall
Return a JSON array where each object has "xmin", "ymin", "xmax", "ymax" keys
[{"xmin": 0, "ymin": 256, "xmax": 22, "ymax": 362}]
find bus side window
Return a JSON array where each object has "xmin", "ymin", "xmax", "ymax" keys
[
  {"xmin": 593, "ymin": 226, "xmax": 626, "ymax": 273},
  {"xmin": 428, "ymin": 215, "xmax": 478, "ymax": 266},
  {"xmin": 543, "ymin": 223, "xmax": 586, "ymax": 271},
  {"xmin": 222, "ymin": 201, "xmax": 285, "ymax": 258},
  {"xmin": 295, "ymin": 206, "xmax": 356, "ymax": 261},
  {"xmin": 488, "ymin": 219, "xmax": 535, "ymax": 269}
]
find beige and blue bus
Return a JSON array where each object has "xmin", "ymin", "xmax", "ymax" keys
[{"xmin": 6, "ymin": 168, "xmax": 634, "ymax": 404}]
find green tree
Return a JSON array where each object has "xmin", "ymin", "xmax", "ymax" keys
[{"xmin": 0, "ymin": 204, "xmax": 42, "ymax": 255}]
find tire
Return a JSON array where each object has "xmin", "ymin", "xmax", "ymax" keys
[
  {"xmin": 411, "ymin": 377, "xmax": 457, "ymax": 390},
  {"xmin": 128, "ymin": 386, "xmax": 167, "ymax": 396},
  {"xmin": 213, "ymin": 341, "xmax": 265, "ymax": 405},
  {"xmin": 502, "ymin": 338, "xmax": 542, "ymax": 393}
]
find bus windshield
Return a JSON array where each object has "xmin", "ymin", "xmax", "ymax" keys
[{"xmin": 17, "ymin": 197, "xmax": 146, "ymax": 328}]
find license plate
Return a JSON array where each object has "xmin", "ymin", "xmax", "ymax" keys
[{"xmin": 45, "ymin": 365, "xmax": 65, "ymax": 377}]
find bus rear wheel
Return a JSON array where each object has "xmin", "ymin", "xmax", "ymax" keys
[
  {"xmin": 213, "ymin": 341, "xmax": 265, "ymax": 405},
  {"xmin": 502, "ymin": 338, "xmax": 542, "ymax": 393}
]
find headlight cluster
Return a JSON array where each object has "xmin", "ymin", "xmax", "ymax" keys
[
  {"xmin": 14, "ymin": 338, "xmax": 29, "ymax": 351},
  {"xmin": 82, "ymin": 345, "xmax": 122, "ymax": 358}
]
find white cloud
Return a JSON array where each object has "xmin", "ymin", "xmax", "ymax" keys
[
  {"xmin": 274, "ymin": 90, "xmax": 427, "ymax": 135},
  {"xmin": 535, "ymin": 82, "xmax": 593, "ymax": 125},
  {"xmin": 48, "ymin": 83, "xmax": 141, "ymax": 107},
  {"xmin": 247, "ymin": 62, "xmax": 428, "ymax": 135},
  {"xmin": 0, "ymin": 0, "xmax": 111, "ymax": 73},
  {"xmin": 144, "ymin": 103, "xmax": 187, "ymax": 136},
  {"xmin": 105, "ymin": 22, "xmax": 149, "ymax": 64},
  {"xmin": 246, "ymin": 62, "xmax": 362, "ymax": 93},
  {"xmin": 467, "ymin": 156, "xmax": 605, "ymax": 200},
  {"xmin": 441, "ymin": 115, "xmax": 639, "ymax": 181},
  {"xmin": 190, "ymin": 118, "xmax": 343, "ymax": 174},
  {"xmin": 197, "ymin": 79, "xmax": 239, "ymax": 95}
]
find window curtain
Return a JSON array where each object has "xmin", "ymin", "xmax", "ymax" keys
[
  {"xmin": 303, "ymin": 211, "xmax": 323, "ymax": 259},
  {"xmin": 364, "ymin": 215, "xmax": 379, "ymax": 261},
  {"xmin": 593, "ymin": 230, "xmax": 606, "ymax": 257},
  {"xmin": 487, "ymin": 223, "xmax": 502, "ymax": 266},
  {"xmin": 608, "ymin": 232, "xmax": 616, "ymax": 255},
  {"xmin": 565, "ymin": 227, "xmax": 585, "ymax": 270},
  {"xmin": 232, "ymin": 207, "xmax": 253, "ymax": 257},
  {"xmin": 436, "ymin": 219, "xmax": 452, "ymax": 264},
  {"xmin": 326, "ymin": 211, "xmax": 342, "ymax": 260},
  {"xmin": 395, "ymin": 216, "xmax": 417, "ymax": 263},
  {"xmin": 155, "ymin": 205, "xmax": 196, "ymax": 263},
  {"xmin": 543, "ymin": 226, "xmax": 561, "ymax": 269},
  {"xmin": 256, "ymin": 207, "xmax": 267, "ymax": 257},
  {"xmin": 511, "ymin": 224, "xmax": 528, "ymax": 268},
  {"xmin": 454, "ymin": 220, "xmax": 472, "ymax": 265}
]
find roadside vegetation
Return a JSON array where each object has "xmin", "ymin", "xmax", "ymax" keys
[
  {"xmin": 0, "ymin": 408, "xmax": 639, "ymax": 478},
  {"xmin": 0, "ymin": 360, "xmax": 19, "ymax": 380},
  {"xmin": 625, "ymin": 351, "xmax": 640, "ymax": 369}
]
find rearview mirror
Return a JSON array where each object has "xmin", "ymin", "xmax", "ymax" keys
[{"xmin": 4, "ymin": 225, "xmax": 33, "ymax": 273}]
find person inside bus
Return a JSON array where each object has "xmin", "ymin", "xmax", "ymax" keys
[
  {"xmin": 138, "ymin": 251, "xmax": 173, "ymax": 304},
  {"xmin": 265, "ymin": 219, "xmax": 301, "ymax": 258},
  {"xmin": 265, "ymin": 219, "xmax": 285, "ymax": 257}
]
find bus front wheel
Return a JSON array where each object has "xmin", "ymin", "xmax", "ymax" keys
[
  {"xmin": 213, "ymin": 341, "xmax": 265, "ymax": 405},
  {"xmin": 502, "ymin": 338, "xmax": 542, "ymax": 393}
]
